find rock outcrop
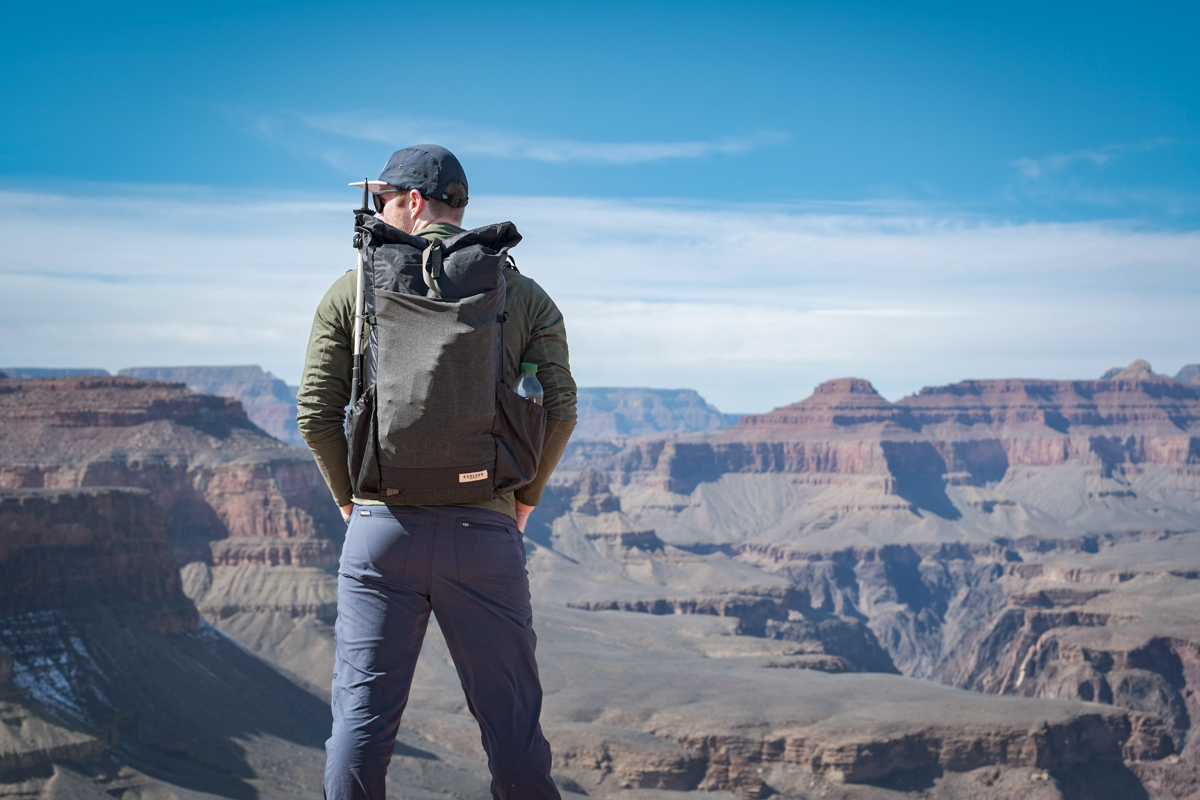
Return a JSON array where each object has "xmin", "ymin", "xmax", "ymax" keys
[
  {"xmin": 119, "ymin": 365, "xmax": 304, "ymax": 447},
  {"xmin": 0, "ymin": 484, "xmax": 504, "ymax": 800},
  {"xmin": 563, "ymin": 363, "xmax": 1200, "ymax": 495},
  {"xmin": 0, "ymin": 488, "xmax": 185, "ymax": 619},
  {"xmin": 9, "ymin": 361, "xmax": 1200, "ymax": 799},
  {"xmin": 521, "ymin": 360, "xmax": 1200, "ymax": 796},
  {"xmin": 574, "ymin": 387, "xmax": 740, "ymax": 438},
  {"xmin": 0, "ymin": 376, "xmax": 340, "ymax": 566}
]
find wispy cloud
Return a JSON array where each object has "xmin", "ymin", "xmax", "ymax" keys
[
  {"xmin": 295, "ymin": 112, "xmax": 786, "ymax": 165},
  {"xmin": 1011, "ymin": 137, "xmax": 1179, "ymax": 179},
  {"xmin": 0, "ymin": 189, "xmax": 1196, "ymax": 412}
]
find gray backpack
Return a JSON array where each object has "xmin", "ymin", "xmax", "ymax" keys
[{"xmin": 346, "ymin": 216, "xmax": 546, "ymax": 504}]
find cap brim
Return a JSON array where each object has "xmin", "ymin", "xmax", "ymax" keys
[{"xmin": 348, "ymin": 180, "xmax": 398, "ymax": 192}]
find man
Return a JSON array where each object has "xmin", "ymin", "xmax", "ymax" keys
[{"xmin": 297, "ymin": 144, "xmax": 576, "ymax": 800}]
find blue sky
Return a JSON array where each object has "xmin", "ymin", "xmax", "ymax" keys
[{"xmin": 1, "ymin": 1, "xmax": 1197, "ymax": 411}]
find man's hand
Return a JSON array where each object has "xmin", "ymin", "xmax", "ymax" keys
[
  {"xmin": 340, "ymin": 503, "xmax": 353, "ymax": 523},
  {"xmin": 515, "ymin": 501, "xmax": 535, "ymax": 533}
]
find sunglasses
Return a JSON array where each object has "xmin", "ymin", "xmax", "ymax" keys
[{"xmin": 371, "ymin": 190, "xmax": 400, "ymax": 214}]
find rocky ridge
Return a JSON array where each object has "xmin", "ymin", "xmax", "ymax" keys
[
  {"xmin": 0, "ymin": 376, "xmax": 340, "ymax": 566},
  {"xmin": 520, "ymin": 360, "xmax": 1200, "ymax": 796},
  {"xmin": 575, "ymin": 387, "xmax": 741, "ymax": 438},
  {"xmin": 119, "ymin": 365, "xmax": 305, "ymax": 447},
  {"xmin": 0, "ymin": 486, "xmax": 508, "ymax": 800},
  {"xmin": 6, "ymin": 363, "xmax": 1200, "ymax": 798}
]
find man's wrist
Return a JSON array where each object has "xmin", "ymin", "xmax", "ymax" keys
[{"xmin": 514, "ymin": 500, "xmax": 535, "ymax": 533}]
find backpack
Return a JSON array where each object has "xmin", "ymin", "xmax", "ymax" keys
[{"xmin": 346, "ymin": 216, "xmax": 546, "ymax": 504}]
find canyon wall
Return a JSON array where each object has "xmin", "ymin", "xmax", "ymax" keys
[
  {"xmin": 7, "ymin": 362, "xmax": 1200, "ymax": 798},
  {"xmin": 0, "ymin": 488, "xmax": 185, "ymax": 618},
  {"xmin": 574, "ymin": 387, "xmax": 741, "ymax": 437},
  {"xmin": 535, "ymin": 360, "xmax": 1200, "ymax": 796},
  {"xmin": 559, "ymin": 361, "xmax": 1200, "ymax": 496},
  {"xmin": 0, "ymin": 485, "xmax": 346, "ymax": 800},
  {"xmin": 0, "ymin": 376, "xmax": 341, "ymax": 566},
  {"xmin": 118, "ymin": 365, "xmax": 304, "ymax": 447}
]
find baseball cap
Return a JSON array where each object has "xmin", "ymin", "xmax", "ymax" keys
[{"xmin": 349, "ymin": 144, "xmax": 469, "ymax": 208}]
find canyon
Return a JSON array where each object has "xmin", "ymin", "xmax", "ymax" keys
[
  {"xmin": 2, "ymin": 362, "xmax": 1200, "ymax": 799},
  {"xmin": 118, "ymin": 366, "xmax": 306, "ymax": 449}
]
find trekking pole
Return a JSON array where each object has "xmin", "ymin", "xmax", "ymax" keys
[{"xmin": 350, "ymin": 180, "xmax": 371, "ymax": 408}]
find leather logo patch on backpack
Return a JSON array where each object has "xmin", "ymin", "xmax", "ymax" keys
[{"xmin": 459, "ymin": 470, "xmax": 488, "ymax": 483}]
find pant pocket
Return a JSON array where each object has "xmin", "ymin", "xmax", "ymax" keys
[
  {"xmin": 454, "ymin": 517, "xmax": 526, "ymax": 586},
  {"xmin": 341, "ymin": 509, "xmax": 414, "ymax": 580}
]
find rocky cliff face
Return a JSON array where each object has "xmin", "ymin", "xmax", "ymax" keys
[
  {"xmin": 0, "ymin": 376, "xmax": 341, "ymax": 566},
  {"xmin": 574, "ymin": 387, "xmax": 740, "ymax": 438},
  {"xmin": 570, "ymin": 361, "xmax": 1199, "ymax": 494},
  {"xmin": 119, "ymin": 365, "xmax": 304, "ymax": 448},
  {"xmin": 8, "ymin": 362, "xmax": 1200, "ymax": 799},
  {"xmin": 0, "ymin": 488, "xmax": 185, "ymax": 619},
  {"xmin": 0, "ymin": 482, "xmax": 523, "ymax": 800},
  {"xmin": 524, "ymin": 360, "xmax": 1200, "ymax": 797},
  {"xmin": 0, "ymin": 486, "xmax": 347, "ymax": 800}
]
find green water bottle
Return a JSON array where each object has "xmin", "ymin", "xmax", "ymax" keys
[{"xmin": 514, "ymin": 362, "xmax": 543, "ymax": 405}]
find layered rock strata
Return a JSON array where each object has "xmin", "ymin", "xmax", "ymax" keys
[
  {"xmin": 0, "ymin": 376, "xmax": 340, "ymax": 566},
  {"xmin": 558, "ymin": 361, "xmax": 1200, "ymax": 500},
  {"xmin": 574, "ymin": 387, "xmax": 740, "ymax": 437},
  {"xmin": 528, "ymin": 360, "xmax": 1200, "ymax": 796},
  {"xmin": 119, "ymin": 365, "xmax": 304, "ymax": 448},
  {"xmin": 9, "ymin": 362, "xmax": 1200, "ymax": 798},
  {"xmin": 0, "ymin": 486, "xmax": 504, "ymax": 800},
  {"xmin": 0, "ymin": 488, "xmax": 184, "ymax": 618}
]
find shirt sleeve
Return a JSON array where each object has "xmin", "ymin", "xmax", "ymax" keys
[
  {"xmin": 296, "ymin": 272, "xmax": 356, "ymax": 507},
  {"xmin": 506, "ymin": 273, "xmax": 577, "ymax": 506}
]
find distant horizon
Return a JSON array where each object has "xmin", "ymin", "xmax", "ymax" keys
[{"xmin": 5, "ymin": 357, "xmax": 1195, "ymax": 415}]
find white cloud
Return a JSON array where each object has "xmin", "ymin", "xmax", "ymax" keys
[
  {"xmin": 1011, "ymin": 137, "xmax": 1179, "ymax": 179},
  {"xmin": 0, "ymin": 189, "xmax": 1197, "ymax": 413},
  {"xmin": 295, "ymin": 112, "xmax": 786, "ymax": 165}
]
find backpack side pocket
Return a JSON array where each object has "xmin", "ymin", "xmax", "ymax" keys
[
  {"xmin": 492, "ymin": 381, "xmax": 547, "ymax": 493},
  {"xmin": 347, "ymin": 383, "xmax": 383, "ymax": 500}
]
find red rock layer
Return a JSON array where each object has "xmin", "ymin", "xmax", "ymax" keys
[
  {"xmin": 0, "ymin": 488, "xmax": 192, "ymax": 621},
  {"xmin": 732, "ymin": 377, "xmax": 913, "ymax": 438},
  {"xmin": 117, "ymin": 365, "xmax": 305, "ymax": 447},
  {"xmin": 0, "ymin": 377, "xmax": 341, "ymax": 565},
  {"xmin": 576, "ymin": 363, "xmax": 1200, "ymax": 492}
]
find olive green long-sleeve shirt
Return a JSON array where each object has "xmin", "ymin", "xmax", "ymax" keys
[{"xmin": 297, "ymin": 222, "xmax": 577, "ymax": 520}]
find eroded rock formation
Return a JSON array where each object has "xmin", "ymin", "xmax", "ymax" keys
[
  {"xmin": 7, "ymin": 361, "xmax": 1200, "ymax": 799},
  {"xmin": 0, "ymin": 488, "xmax": 184, "ymax": 618},
  {"xmin": 526, "ymin": 360, "xmax": 1200, "ymax": 797},
  {"xmin": 0, "ymin": 376, "xmax": 340, "ymax": 565},
  {"xmin": 574, "ymin": 387, "xmax": 741, "ymax": 437},
  {"xmin": 119, "ymin": 365, "xmax": 304, "ymax": 447}
]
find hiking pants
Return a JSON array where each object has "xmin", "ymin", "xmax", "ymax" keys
[{"xmin": 324, "ymin": 504, "xmax": 560, "ymax": 800}]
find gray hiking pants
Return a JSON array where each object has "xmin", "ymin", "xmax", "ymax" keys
[{"xmin": 324, "ymin": 504, "xmax": 560, "ymax": 800}]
